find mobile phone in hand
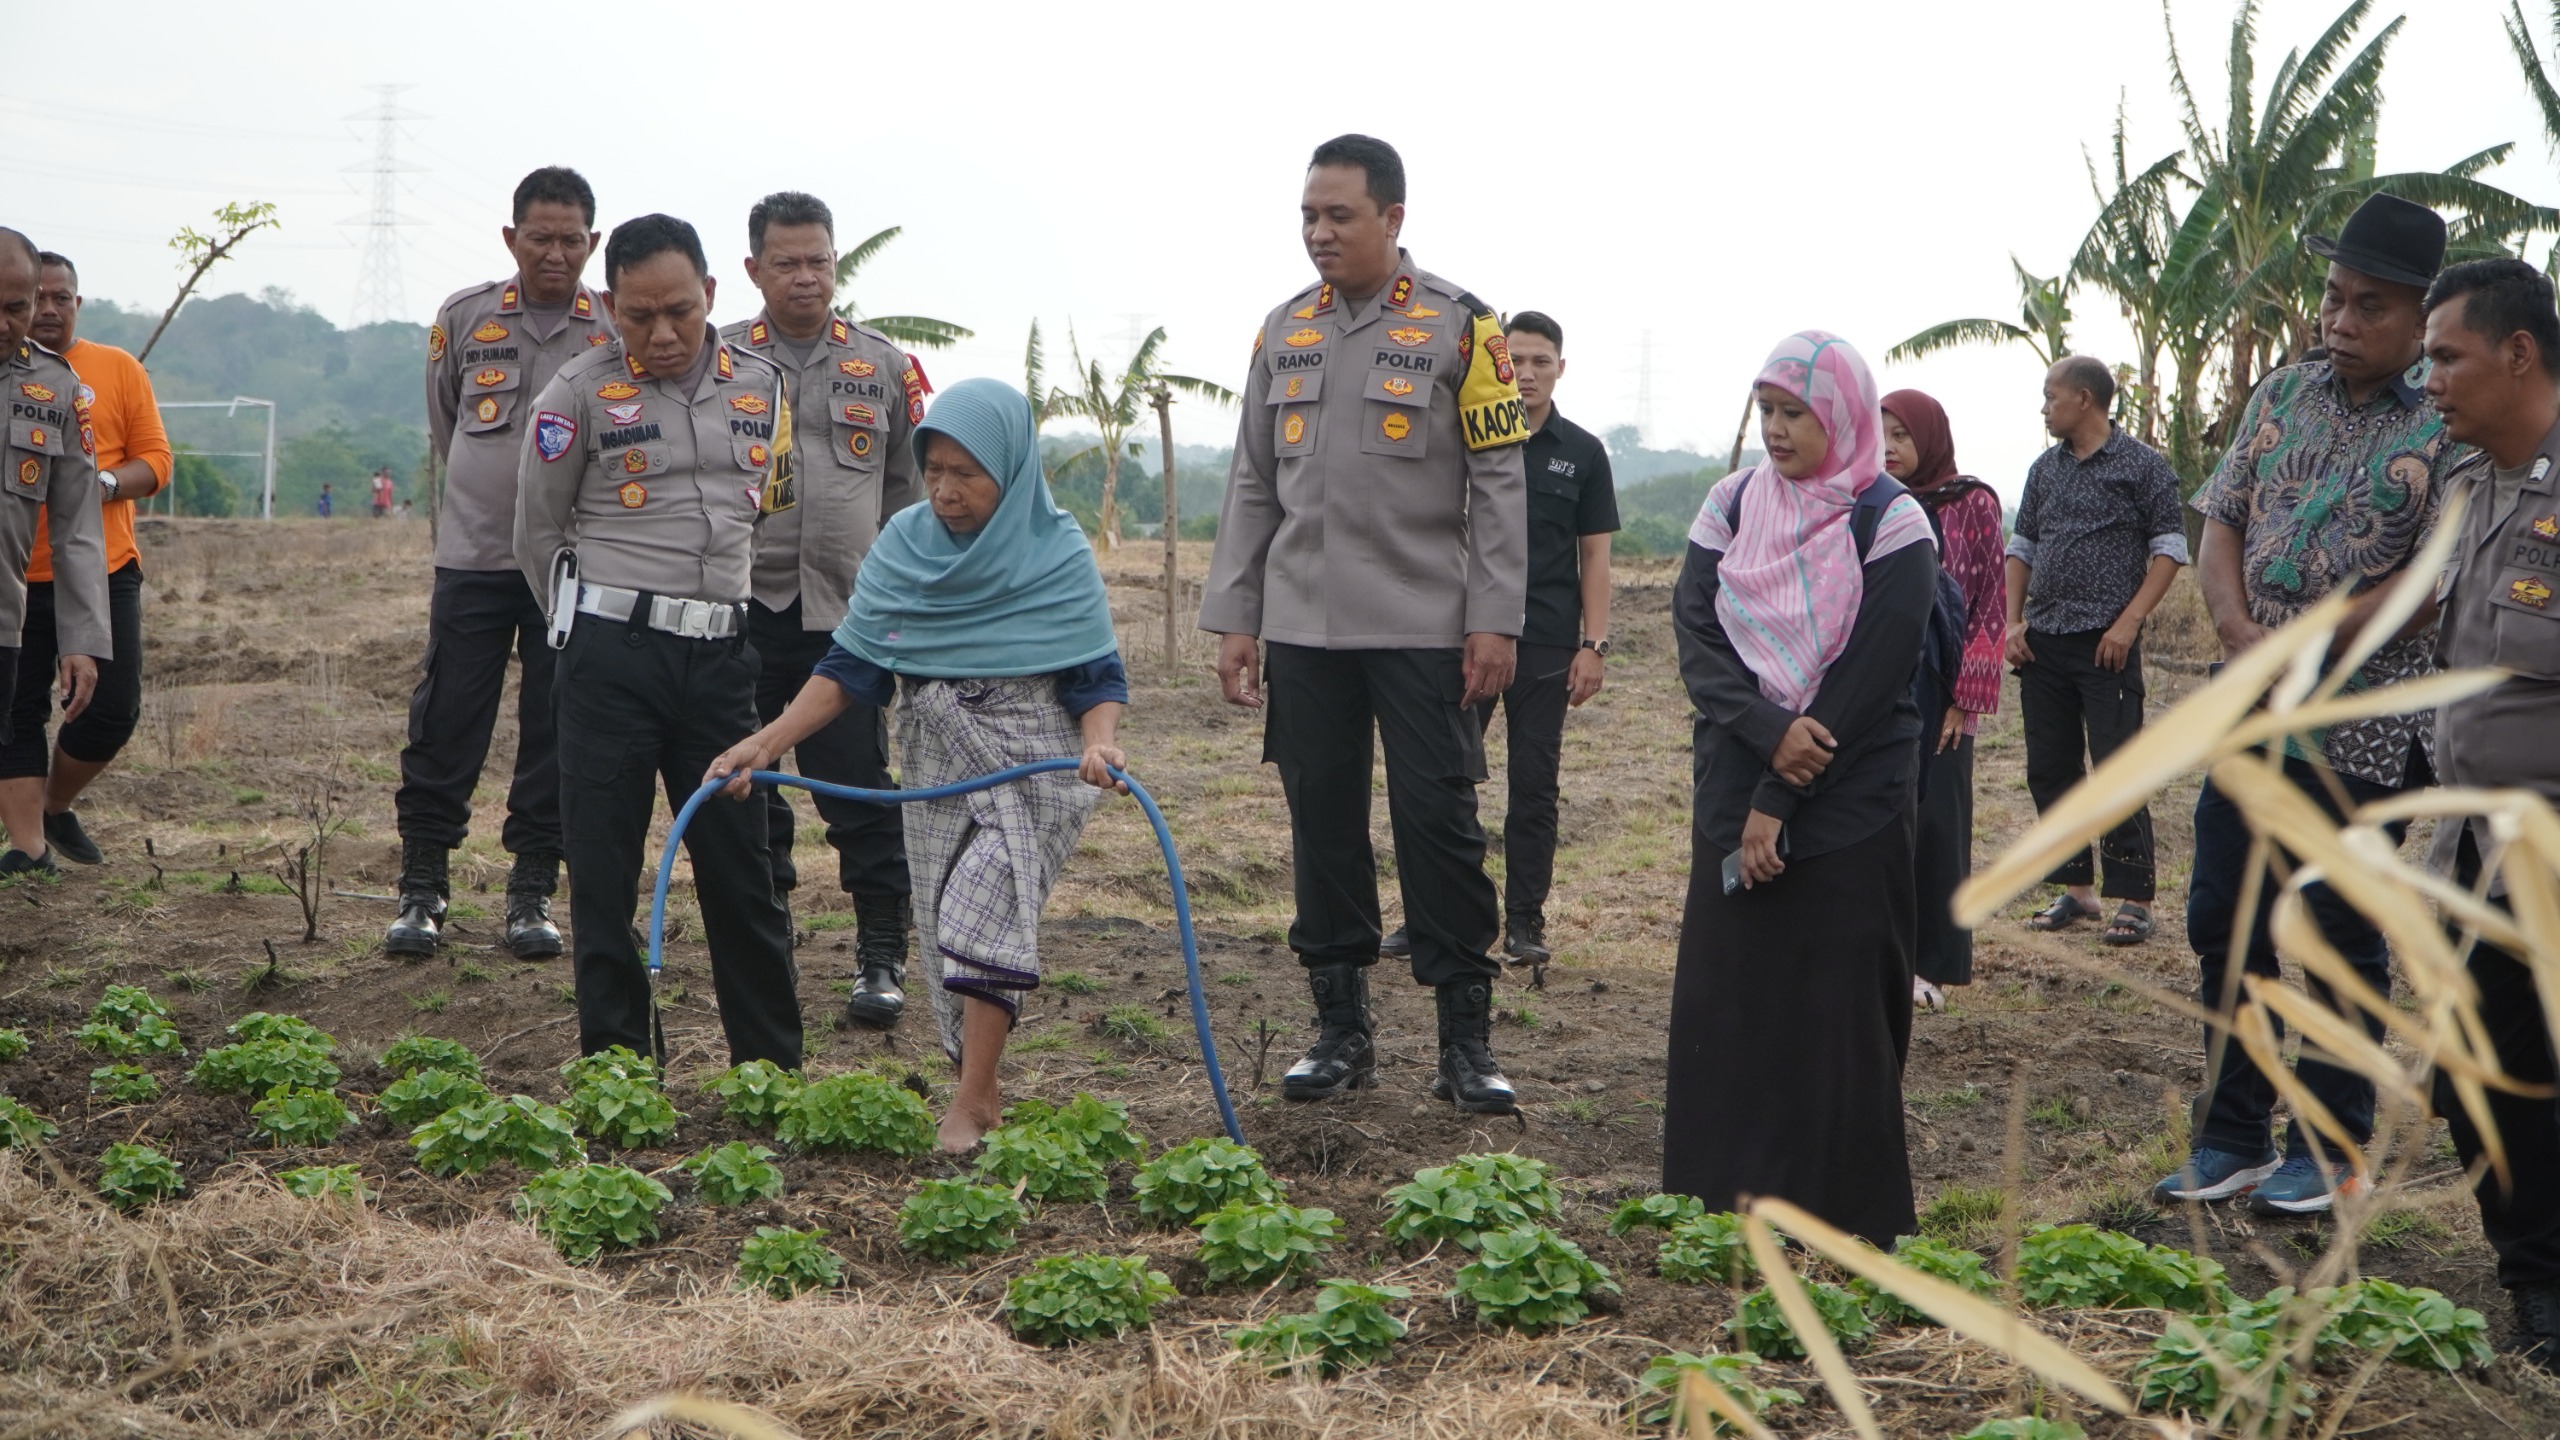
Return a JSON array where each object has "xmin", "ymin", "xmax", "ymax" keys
[{"xmin": 1721, "ymin": 848, "xmax": 1745, "ymax": 895}]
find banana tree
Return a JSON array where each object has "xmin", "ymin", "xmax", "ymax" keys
[
  {"xmin": 1037, "ymin": 324, "xmax": 1233, "ymax": 549},
  {"xmin": 1885, "ymin": 258, "xmax": 2074, "ymax": 369},
  {"xmin": 829, "ymin": 225, "xmax": 972, "ymax": 351}
]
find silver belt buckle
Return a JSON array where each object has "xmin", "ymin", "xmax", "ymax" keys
[{"xmin": 676, "ymin": 598, "xmax": 715, "ymax": 639}]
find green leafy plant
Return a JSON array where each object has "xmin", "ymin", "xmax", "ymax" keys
[
  {"xmin": 191, "ymin": 1037, "xmax": 340, "ymax": 1095},
  {"xmin": 1003, "ymin": 1092, "xmax": 1144, "ymax": 1165},
  {"xmin": 559, "ymin": 1044, "xmax": 659, "ymax": 1091},
  {"xmin": 379, "ymin": 1033, "xmax": 480, "ymax": 1080},
  {"xmin": 250, "ymin": 1084, "xmax": 351, "ymax": 1146},
  {"xmin": 1232, "ymin": 1280, "xmax": 1409, "ymax": 1375},
  {"xmin": 566, "ymin": 1074, "xmax": 681, "ymax": 1149},
  {"xmin": 735, "ymin": 1225, "xmax": 844, "ymax": 1299},
  {"xmin": 1382, "ymin": 1152, "xmax": 1561, "ymax": 1250},
  {"xmin": 776, "ymin": 1071, "xmax": 935, "ymax": 1156},
  {"xmin": 0, "ymin": 1028, "xmax": 27, "ymax": 1061},
  {"xmin": 377, "ymin": 1069, "xmax": 492, "ymax": 1127},
  {"xmin": 1094, "ymin": 1004, "xmax": 1168, "ymax": 1047},
  {"xmin": 2134, "ymin": 1313, "xmax": 2314, "ymax": 1427},
  {"xmin": 227, "ymin": 1011, "xmax": 334, "ymax": 1049},
  {"xmin": 90, "ymin": 984, "xmax": 171, "ymax": 1029},
  {"xmin": 704, "ymin": 1058, "xmax": 802, "ymax": 1129},
  {"xmin": 1133, "ymin": 1137, "xmax": 1281, "ymax": 1226},
  {"xmin": 1451, "ymin": 1224, "xmax": 1616, "ymax": 1334},
  {"xmin": 1003, "ymin": 1253, "xmax": 1176, "ymax": 1345},
  {"xmin": 680, "ymin": 1141, "xmax": 785, "ymax": 1206},
  {"xmin": 1195, "ymin": 1201, "xmax": 1340, "ymax": 1288},
  {"xmin": 1608, "ymin": 1192, "xmax": 1706, "ymax": 1236},
  {"xmin": 1657, "ymin": 1212, "xmax": 1755, "ymax": 1286},
  {"xmin": 2015, "ymin": 1225, "xmax": 2229, "ymax": 1313},
  {"xmin": 412, "ymin": 1094, "xmax": 585, "ymax": 1176},
  {"xmin": 1851, "ymin": 1235, "xmax": 2003, "ymax": 1324},
  {"xmin": 2316, "ymin": 1278, "xmax": 2494, "ymax": 1372},
  {"xmin": 1633, "ymin": 1351, "xmax": 1804, "ymax": 1431},
  {"xmin": 95, "ymin": 1142, "xmax": 184, "ymax": 1210},
  {"xmin": 1726, "ymin": 1282, "xmax": 1875, "ymax": 1359},
  {"xmin": 1048, "ymin": 969, "xmax": 1104, "ymax": 995},
  {"xmin": 516, "ymin": 1162, "xmax": 673, "ymax": 1261},
  {"xmin": 90, "ymin": 1064, "xmax": 162, "ymax": 1104},
  {"xmin": 897, "ymin": 1178, "xmax": 1025, "ymax": 1261},
  {"xmin": 1951, "ymin": 1421, "xmax": 2086, "ymax": 1440},
  {"xmin": 975, "ymin": 1119, "xmax": 1108, "ymax": 1203},
  {"xmin": 278, "ymin": 1163, "xmax": 371, "ymax": 1202},
  {"xmin": 0, "ymin": 1095, "xmax": 57, "ymax": 1148},
  {"xmin": 76, "ymin": 1015, "xmax": 183, "ymax": 1058}
]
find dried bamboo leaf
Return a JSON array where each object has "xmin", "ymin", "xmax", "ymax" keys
[
  {"xmin": 2312, "ymin": 486, "xmax": 2470, "ymax": 693},
  {"xmin": 1677, "ymin": 1369, "xmax": 1779, "ymax": 1440},
  {"xmin": 2268, "ymin": 893, "xmax": 2534, "ymax": 1093},
  {"xmin": 1739, "ymin": 1210, "xmax": 1883, "ymax": 1440},
  {"xmin": 1748, "ymin": 1197, "xmax": 2133, "ymax": 1415},
  {"xmin": 601, "ymin": 1395, "xmax": 802, "ymax": 1440},
  {"xmin": 2234, "ymin": 1002, "xmax": 2370, "ymax": 1177},
  {"xmin": 2226, "ymin": 668, "xmax": 2508, "ymax": 754}
]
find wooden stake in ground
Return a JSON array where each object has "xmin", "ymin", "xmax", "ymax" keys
[{"xmin": 1151, "ymin": 381, "xmax": 1179, "ymax": 677}]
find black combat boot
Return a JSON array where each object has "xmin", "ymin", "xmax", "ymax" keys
[
  {"xmin": 1502, "ymin": 916, "xmax": 1552, "ymax": 966},
  {"xmin": 1281, "ymin": 962, "xmax": 1375, "ymax": 1100},
  {"xmin": 384, "ymin": 839, "xmax": 448, "ymax": 958},
  {"xmin": 1430, "ymin": 978, "xmax": 1518, "ymax": 1113},
  {"xmin": 503, "ymin": 852, "xmax": 564, "ymax": 960},
  {"xmin": 843, "ymin": 893, "xmax": 909, "ymax": 1028}
]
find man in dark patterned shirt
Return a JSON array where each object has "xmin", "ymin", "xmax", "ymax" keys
[
  {"xmin": 2004, "ymin": 355, "xmax": 2189, "ymax": 944},
  {"xmin": 2158, "ymin": 194, "xmax": 2458, "ymax": 1217}
]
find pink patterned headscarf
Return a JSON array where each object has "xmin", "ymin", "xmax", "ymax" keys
[{"xmin": 1687, "ymin": 331, "xmax": 1932, "ymax": 711}]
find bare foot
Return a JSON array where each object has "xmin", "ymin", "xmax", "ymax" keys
[{"xmin": 937, "ymin": 1098, "xmax": 1001, "ymax": 1153}]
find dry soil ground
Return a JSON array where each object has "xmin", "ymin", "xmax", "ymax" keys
[{"xmin": 0, "ymin": 519, "xmax": 2554, "ymax": 1439}]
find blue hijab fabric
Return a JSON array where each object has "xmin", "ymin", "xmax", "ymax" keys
[{"xmin": 831, "ymin": 377, "xmax": 1119, "ymax": 678}]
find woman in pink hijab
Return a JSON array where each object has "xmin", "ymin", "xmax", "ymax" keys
[{"xmin": 1663, "ymin": 331, "xmax": 1938, "ymax": 1244}]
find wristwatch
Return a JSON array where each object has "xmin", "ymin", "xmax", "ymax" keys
[
  {"xmin": 1580, "ymin": 637, "xmax": 1611, "ymax": 658},
  {"xmin": 98, "ymin": 471, "xmax": 120, "ymax": 501}
]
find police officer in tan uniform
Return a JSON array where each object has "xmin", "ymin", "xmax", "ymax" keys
[
  {"xmin": 719, "ymin": 191, "xmax": 923, "ymax": 1028},
  {"xmin": 0, "ymin": 228, "xmax": 108, "ymax": 877},
  {"xmin": 390, "ymin": 167, "xmax": 617, "ymax": 960},
  {"xmin": 515, "ymin": 213, "xmax": 800, "ymax": 1069},
  {"xmin": 1201, "ymin": 134, "xmax": 1532, "ymax": 1113},
  {"xmin": 2415, "ymin": 256, "xmax": 2560, "ymax": 1369}
]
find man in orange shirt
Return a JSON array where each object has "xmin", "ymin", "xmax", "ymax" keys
[{"xmin": 0, "ymin": 252, "xmax": 171, "ymax": 868}]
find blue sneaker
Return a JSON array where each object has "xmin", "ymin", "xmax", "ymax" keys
[
  {"xmin": 2245, "ymin": 1151, "xmax": 2365, "ymax": 1215},
  {"xmin": 2152, "ymin": 1146, "xmax": 2280, "ymax": 1203}
]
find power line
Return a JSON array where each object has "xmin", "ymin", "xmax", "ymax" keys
[{"xmin": 343, "ymin": 84, "xmax": 419, "ymax": 325}]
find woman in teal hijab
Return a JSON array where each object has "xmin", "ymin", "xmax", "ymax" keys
[{"xmin": 710, "ymin": 378, "xmax": 1129, "ymax": 1151}]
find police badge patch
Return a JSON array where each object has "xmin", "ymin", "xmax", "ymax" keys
[{"xmin": 535, "ymin": 411, "xmax": 577, "ymax": 463}]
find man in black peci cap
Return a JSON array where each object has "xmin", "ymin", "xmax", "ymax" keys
[{"xmin": 2159, "ymin": 192, "xmax": 2467, "ymax": 1216}]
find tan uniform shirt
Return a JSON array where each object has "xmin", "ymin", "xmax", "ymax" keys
[
  {"xmin": 514, "ymin": 330, "xmax": 789, "ymax": 607},
  {"xmin": 2, "ymin": 341, "xmax": 108, "ymax": 655},
  {"xmin": 2429, "ymin": 419, "xmax": 2560, "ymax": 878},
  {"xmin": 427, "ymin": 279, "xmax": 617, "ymax": 572},
  {"xmin": 1199, "ymin": 251, "xmax": 1529, "ymax": 648},
  {"xmin": 717, "ymin": 311, "xmax": 923, "ymax": 628}
]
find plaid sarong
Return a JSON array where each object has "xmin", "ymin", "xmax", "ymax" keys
[{"xmin": 899, "ymin": 676, "xmax": 1101, "ymax": 1061}]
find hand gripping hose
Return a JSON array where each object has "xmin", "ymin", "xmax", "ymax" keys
[{"xmin": 648, "ymin": 762, "xmax": 1244, "ymax": 1145}]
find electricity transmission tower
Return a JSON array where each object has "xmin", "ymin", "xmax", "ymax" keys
[{"xmin": 343, "ymin": 84, "xmax": 419, "ymax": 325}]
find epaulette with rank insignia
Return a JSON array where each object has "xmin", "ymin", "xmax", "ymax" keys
[
  {"xmin": 573, "ymin": 293, "xmax": 594, "ymax": 319},
  {"xmin": 499, "ymin": 283, "xmax": 521, "ymax": 312},
  {"xmin": 748, "ymin": 320, "xmax": 770, "ymax": 348},
  {"xmin": 830, "ymin": 318, "xmax": 852, "ymax": 346},
  {"xmin": 716, "ymin": 346, "xmax": 736, "ymax": 381}
]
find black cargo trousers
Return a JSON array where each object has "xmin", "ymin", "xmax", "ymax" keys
[
  {"xmin": 393, "ymin": 568, "xmax": 561, "ymax": 861},
  {"xmin": 745, "ymin": 598, "xmax": 908, "ymax": 904}
]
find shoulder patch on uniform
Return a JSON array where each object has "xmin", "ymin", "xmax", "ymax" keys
[
  {"xmin": 427, "ymin": 324, "xmax": 447, "ymax": 362},
  {"xmin": 901, "ymin": 353, "xmax": 931, "ymax": 424},
  {"xmin": 1457, "ymin": 307, "xmax": 1528, "ymax": 453},
  {"xmin": 535, "ymin": 411, "xmax": 576, "ymax": 462}
]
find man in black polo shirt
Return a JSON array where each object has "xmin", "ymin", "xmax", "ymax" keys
[{"xmin": 1388, "ymin": 311, "xmax": 1615, "ymax": 965}]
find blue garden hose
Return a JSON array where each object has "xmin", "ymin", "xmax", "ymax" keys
[{"xmin": 648, "ymin": 762, "xmax": 1244, "ymax": 1145}]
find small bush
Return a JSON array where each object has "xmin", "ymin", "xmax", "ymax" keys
[
  {"xmin": 228, "ymin": 1012, "xmax": 334, "ymax": 1049},
  {"xmin": 1452, "ymin": 1224, "xmax": 1616, "ymax": 1334},
  {"xmin": 680, "ymin": 1141, "xmax": 785, "ymax": 1205},
  {"xmin": 704, "ymin": 1059, "xmax": 801, "ymax": 1129},
  {"xmin": 192, "ymin": 1038, "xmax": 340, "ymax": 1095},
  {"xmin": 975, "ymin": 1120, "xmax": 1108, "ymax": 1203},
  {"xmin": 377, "ymin": 1069, "xmax": 492, "ymax": 1127},
  {"xmin": 250, "ymin": 1085, "xmax": 351, "ymax": 1146},
  {"xmin": 1232, "ymin": 1280, "xmax": 1409, "ymax": 1375},
  {"xmin": 1726, "ymin": 1282, "xmax": 1875, "ymax": 1359},
  {"xmin": 0, "ymin": 1095, "xmax": 58, "ymax": 1148},
  {"xmin": 1632, "ymin": 1351, "xmax": 1804, "ymax": 1431},
  {"xmin": 566, "ymin": 1074, "xmax": 681, "ymax": 1149},
  {"xmin": 1094, "ymin": 1004, "xmax": 1169, "ymax": 1047},
  {"xmin": 1195, "ymin": 1201, "xmax": 1339, "ymax": 1289},
  {"xmin": 897, "ymin": 1178, "xmax": 1025, "ymax": 1261},
  {"xmin": 776, "ymin": 1071, "xmax": 935, "ymax": 1156},
  {"xmin": 559, "ymin": 1044, "xmax": 659, "ymax": 1091},
  {"xmin": 1383, "ymin": 1152, "xmax": 1561, "ymax": 1250},
  {"xmin": 96, "ymin": 1142, "xmax": 184, "ymax": 1210},
  {"xmin": 278, "ymin": 1164, "xmax": 371, "ymax": 1202},
  {"xmin": 412, "ymin": 1095, "xmax": 585, "ymax": 1176},
  {"xmin": 2134, "ymin": 1314, "xmax": 2313, "ymax": 1427},
  {"xmin": 516, "ymin": 1162, "xmax": 673, "ymax": 1261},
  {"xmin": 2015, "ymin": 1225, "xmax": 2228, "ymax": 1313},
  {"xmin": 90, "ymin": 1064, "xmax": 162, "ymax": 1104},
  {"xmin": 1003, "ymin": 1092, "xmax": 1144, "ymax": 1165},
  {"xmin": 1607, "ymin": 1192, "xmax": 1706, "ymax": 1236},
  {"xmin": 1657, "ymin": 1212, "xmax": 1754, "ymax": 1286},
  {"xmin": 1134, "ymin": 1137, "xmax": 1281, "ymax": 1226},
  {"xmin": 379, "ymin": 1034, "xmax": 480, "ymax": 1080},
  {"xmin": 1850, "ymin": 1235, "xmax": 2003, "ymax": 1324},
  {"xmin": 736, "ymin": 1225, "xmax": 844, "ymax": 1299},
  {"xmin": 1004, "ymin": 1253, "xmax": 1176, "ymax": 1345},
  {"xmin": 0, "ymin": 1028, "xmax": 27, "ymax": 1061},
  {"xmin": 2317, "ymin": 1278, "xmax": 2494, "ymax": 1372},
  {"xmin": 76, "ymin": 1015, "xmax": 183, "ymax": 1058},
  {"xmin": 90, "ymin": 984, "xmax": 172, "ymax": 1029}
]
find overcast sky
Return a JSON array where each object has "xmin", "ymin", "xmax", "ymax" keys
[{"xmin": 8, "ymin": 0, "xmax": 2555, "ymax": 503}]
